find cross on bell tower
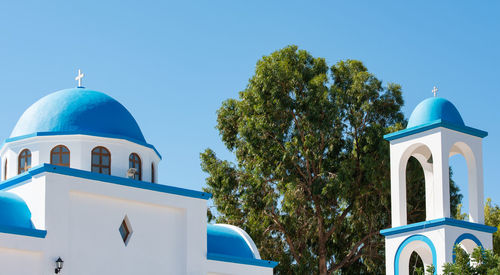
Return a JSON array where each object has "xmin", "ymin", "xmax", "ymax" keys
[
  {"xmin": 432, "ymin": 86, "xmax": 438, "ymax": 97},
  {"xmin": 75, "ymin": 69, "xmax": 84, "ymax": 88}
]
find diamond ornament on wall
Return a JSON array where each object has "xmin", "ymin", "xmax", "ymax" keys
[{"xmin": 119, "ymin": 216, "xmax": 133, "ymax": 245}]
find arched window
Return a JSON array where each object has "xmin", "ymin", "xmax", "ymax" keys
[
  {"xmin": 129, "ymin": 153, "xmax": 141, "ymax": 180},
  {"xmin": 91, "ymin": 147, "xmax": 111, "ymax": 175},
  {"xmin": 3, "ymin": 159, "xmax": 7, "ymax": 180},
  {"xmin": 51, "ymin": 145, "xmax": 70, "ymax": 167},
  {"xmin": 18, "ymin": 149, "xmax": 31, "ymax": 174},
  {"xmin": 151, "ymin": 163, "xmax": 155, "ymax": 183}
]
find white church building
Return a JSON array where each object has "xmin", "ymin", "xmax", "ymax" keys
[
  {"xmin": 0, "ymin": 84, "xmax": 277, "ymax": 274},
  {"xmin": 381, "ymin": 93, "xmax": 497, "ymax": 274}
]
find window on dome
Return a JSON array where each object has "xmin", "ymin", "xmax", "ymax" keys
[
  {"xmin": 51, "ymin": 145, "xmax": 70, "ymax": 167},
  {"xmin": 151, "ymin": 163, "xmax": 155, "ymax": 183},
  {"xmin": 128, "ymin": 153, "xmax": 141, "ymax": 181},
  {"xmin": 18, "ymin": 149, "xmax": 31, "ymax": 174},
  {"xmin": 91, "ymin": 147, "xmax": 111, "ymax": 175}
]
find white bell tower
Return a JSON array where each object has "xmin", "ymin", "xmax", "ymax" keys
[{"xmin": 381, "ymin": 96, "xmax": 496, "ymax": 275}]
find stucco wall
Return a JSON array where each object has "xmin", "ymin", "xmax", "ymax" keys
[{"xmin": 207, "ymin": 260, "xmax": 274, "ymax": 275}]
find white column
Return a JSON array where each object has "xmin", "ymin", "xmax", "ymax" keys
[
  {"xmin": 468, "ymin": 141, "xmax": 484, "ymax": 223},
  {"xmin": 391, "ymin": 146, "xmax": 407, "ymax": 227},
  {"xmin": 431, "ymin": 139, "xmax": 451, "ymax": 219}
]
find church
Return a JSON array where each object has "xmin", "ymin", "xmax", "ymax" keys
[
  {"xmin": 0, "ymin": 75, "xmax": 277, "ymax": 274},
  {"xmin": 0, "ymin": 73, "xmax": 496, "ymax": 275}
]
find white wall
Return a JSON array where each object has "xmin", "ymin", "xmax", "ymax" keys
[
  {"xmin": 0, "ymin": 156, "xmax": 275, "ymax": 275},
  {"xmin": 0, "ymin": 233, "xmax": 45, "ymax": 275},
  {"xmin": 207, "ymin": 260, "xmax": 274, "ymax": 275},
  {"xmin": 7, "ymin": 172, "xmax": 209, "ymax": 275},
  {"xmin": 0, "ymin": 247, "xmax": 43, "ymax": 275}
]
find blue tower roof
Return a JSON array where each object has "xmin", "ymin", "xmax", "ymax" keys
[
  {"xmin": 207, "ymin": 224, "xmax": 257, "ymax": 259},
  {"xmin": 0, "ymin": 192, "xmax": 34, "ymax": 229},
  {"xmin": 10, "ymin": 88, "xmax": 146, "ymax": 143},
  {"xmin": 407, "ymin": 97, "xmax": 464, "ymax": 128},
  {"xmin": 384, "ymin": 97, "xmax": 487, "ymax": 141}
]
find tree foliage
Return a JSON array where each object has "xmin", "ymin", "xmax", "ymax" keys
[
  {"xmin": 201, "ymin": 45, "xmax": 461, "ymax": 274},
  {"xmin": 485, "ymin": 198, "xmax": 500, "ymax": 256},
  {"xmin": 442, "ymin": 246, "xmax": 500, "ymax": 274}
]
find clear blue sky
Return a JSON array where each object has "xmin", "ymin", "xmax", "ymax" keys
[{"xmin": 1, "ymin": 1, "xmax": 499, "ymax": 211}]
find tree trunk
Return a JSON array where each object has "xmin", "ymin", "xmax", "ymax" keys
[{"xmin": 319, "ymin": 254, "xmax": 327, "ymax": 275}]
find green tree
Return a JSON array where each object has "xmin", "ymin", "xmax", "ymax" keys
[
  {"xmin": 485, "ymin": 198, "xmax": 500, "ymax": 256},
  {"xmin": 201, "ymin": 45, "xmax": 461, "ymax": 274},
  {"xmin": 442, "ymin": 246, "xmax": 500, "ymax": 274}
]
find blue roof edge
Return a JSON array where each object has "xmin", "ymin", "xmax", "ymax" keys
[
  {"xmin": 380, "ymin": 217, "xmax": 497, "ymax": 236},
  {"xmin": 0, "ymin": 164, "xmax": 212, "ymax": 200},
  {"xmin": 3, "ymin": 131, "xmax": 162, "ymax": 160},
  {"xmin": 207, "ymin": 253, "xmax": 278, "ymax": 268},
  {"xmin": 0, "ymin": 224, "xmax": 47, "ymax": 238},
  {"xmin": 383, "ymin": 120, "xmax": 488, "ymax": 141}
]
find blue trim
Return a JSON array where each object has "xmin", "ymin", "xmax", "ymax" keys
[
  {"xmin": 207, "ymin": 253, "xmax": 278, "ymax": 268},
  {"xmin": 452, "ymin": 233, "xmax": 483, "ymax": 262},
  {"xmin": 4, "ymin": 131, "xmax": 162, "ymax": 159},
  {"xmin": 384, "ymin": 119, "xmax": 488, "ymax": 141},
  {"xmin": 0, "ymin": 164, "xmax": 211, "ymax": 200},
  {"xmin": 0, "ymin": 224, "xmax": 46, "ymax": 238},
  {"xmin": 380, "ymin": 218, "xmax": 497, "ymax": 236},
  {"xmin": 394, "ymin": 235, "xmax": 437, "ymax": 275}
]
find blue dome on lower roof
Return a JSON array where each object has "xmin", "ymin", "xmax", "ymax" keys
[
  {"xmin": 207, "ymin": 224, "xmax": 258, "ymax": 259},
  {"xmin": 407, "ymin": 97, "xmax": 465, "ymax": 128},
  {"xmin": 10, "ymin": 88, "xmax": 146, "ymax": 143},
  {"xmin": 0, "ymin": 192, "xmax": 34, "ymax": 229}
]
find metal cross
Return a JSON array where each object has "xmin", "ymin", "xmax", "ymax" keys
[
  {"xmin": 432, "ymin": 86, "xmax": 438, "ymax": 97},
  {"xmin": 75, "ymin": 69, "xmax": 84, "ymax": 88}
]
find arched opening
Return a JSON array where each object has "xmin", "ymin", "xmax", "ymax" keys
[
  {"xmin": 51, "ymin": 145, "xmax": 70, "ymax": 167},
  {"xmin": 18, "ymin": 149, "xmax": 31, "ymax": 174},
  {"xmin": 396, "ymin": 235, "xmax": 436, "ymax": 275},
  {"xmin": 128, "ymin": 153, "xmax": 141, "ymax": 181},
  {"xmin": 406, "ymin": 156, "xmax": 427, "ymax": 224},
  {"xmin": 400, "ymin": 143, "xmax": 433, "ymax": 224},
  {"xmin": 453, "ymin": 233, "xmax": 483, "ymax": 262},
  {"xmin": 409, "ymin": 251, "xmax": 424, "ymax": 274},
  {"xmin": 91, "ymin": 146, "xmax": 111, "ymax": 175},
  {"xmin": 449, "ymin": 142, "xmax": 477, "ymax": 222}
]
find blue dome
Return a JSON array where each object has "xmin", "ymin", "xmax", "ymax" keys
[
  {"xmin": 207, "ymin": 224, "xmax": 258, "ymax": 259},
  {"xmin": 0, "ymin": 192, "xmax": 34, "ymax": 229},
  {"xmin": 10, "ymin": 88, "xmax": 146, "ymax": 143},
  {"xmin": 407, "ymin": 97, "xmax": 465, "ymax": 129}
]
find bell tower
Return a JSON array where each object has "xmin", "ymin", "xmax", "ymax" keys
[{"xmin": 381, "ymin": 96, "xmax": 496, "ymax": 274}]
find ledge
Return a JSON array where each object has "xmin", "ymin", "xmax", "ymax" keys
[
  {"xmin": 0, "ymin": 225, "xmax": 47, "ymax": 238},
  {"xmin": 384, "ymin": 120, "xmax": 488, "ymax": 141},
  {"xmin": 380, "ymin": 217, "xmax": 498, "ymax": 236},
  {"xmin": 0, "ymin": 164, "xmax": 212, "ymax": 200},
  {"xmin": 3, "ymin": 131, "xmax": 162, "ymax": 159},
  {"xmin": 207, "ymin": 253, "xmax": 278, "ymax": 268}
]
